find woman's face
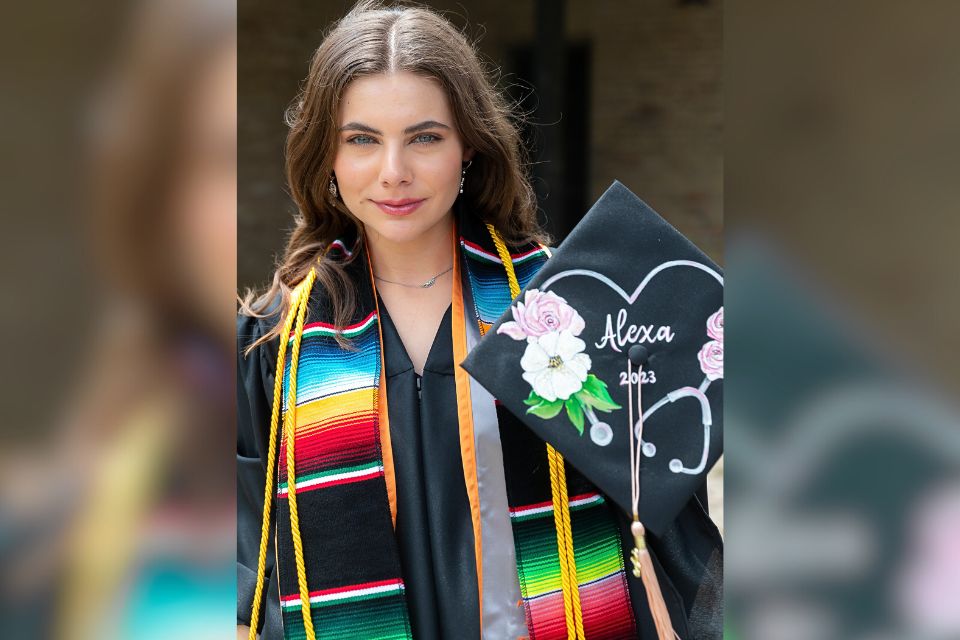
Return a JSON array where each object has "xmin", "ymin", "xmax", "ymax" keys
[{"xmin": 333, "ymin": 71, "xmax": 474, "ymax": 247}]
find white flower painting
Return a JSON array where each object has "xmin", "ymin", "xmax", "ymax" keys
[{"xmin": 520, "ymin": 330, "xmax": 592, "ymax": 402}]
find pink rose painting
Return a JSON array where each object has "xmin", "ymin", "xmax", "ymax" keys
[
  {"xmin": 698, "ymin": 306, "xmax": 724, "ymax": 381},
  {"xmin": 497, "ymin": 289, "xmax": 585, "ymax": 341},
  {"xmin": 698, "ymin": 340, "xmax": 723, "ymax": 380}
]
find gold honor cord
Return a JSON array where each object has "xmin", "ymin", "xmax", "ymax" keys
[
  {"xmin": 285, "ymin": 268, "xmax": 319, "ymax": 640},
  {"xmin": 248, "ymin": 264, "xmax": 320, "ymax": 640},
  {"xmin": 486, "ymin": 225, "xmax": 585, "ymax": 640}
]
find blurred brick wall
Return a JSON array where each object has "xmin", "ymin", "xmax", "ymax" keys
[{"xmin": 239, "ymin": 0, "xmax": 722, "ymax": 291}]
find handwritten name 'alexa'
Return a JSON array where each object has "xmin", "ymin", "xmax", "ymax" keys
[{"xmin": 594, "ymin": 308, "xmax": 675, "ymax": 353}]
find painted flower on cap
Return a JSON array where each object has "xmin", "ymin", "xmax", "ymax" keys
[
  {"xmin": 501, "ymin": 291, "xmax": 620, "ymax": 438},
  {"xmin": 520, "ymin": 330, "xmax": 591, "ymax": 402},
  {"xmin": 698, "ymin": 339, "xmax": 724, "ymax": 381},
  {"xmin": 706, "ymin": 307, "xmax": 723, "ymax": 342},
  {"xmin": 498, "ymin": 289, "xmax": 585, "ymax": 340}
]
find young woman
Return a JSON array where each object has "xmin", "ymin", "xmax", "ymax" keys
[{"xmin": 238, "ymin": 2, "xmax": 721, "ymax": 639}]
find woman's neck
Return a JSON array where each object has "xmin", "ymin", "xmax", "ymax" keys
[{"xmin": 366, "ymin": 214, "xmax": 455, "ymax": 285}]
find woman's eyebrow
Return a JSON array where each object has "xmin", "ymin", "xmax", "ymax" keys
[
  {"xmin": 403, "ymin": 120, "xmax": 451, "ymax": 134},
  {"xmin": 338, "ymin": 120, "xmax": 452, "ymax": 135}
]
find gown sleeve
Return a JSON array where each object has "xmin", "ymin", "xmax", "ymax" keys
[{"xmin": 236, "ymin": 312, "xmax": 283, "ymax": 636}]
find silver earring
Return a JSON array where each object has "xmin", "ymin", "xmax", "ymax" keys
[
  {"xmin": 459, "ymin": 160, "xmax": 473, "ymax": 194},
  {"xmin": 328, "ymin": 175, "xmax": 338, "ymax": 199}
]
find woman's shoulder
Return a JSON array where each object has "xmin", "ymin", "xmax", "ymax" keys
[
  {"xmin": 237, "ymin": 302, "xmax": 277, "ymax": 344},
  {"xmin": 237, "ymin": 292, "xmax": 283, "ymax": 372}
]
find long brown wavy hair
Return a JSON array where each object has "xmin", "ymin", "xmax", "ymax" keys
[{"xmin": 240, "ymin": 0, "xmax": 550, "ymax": 353}]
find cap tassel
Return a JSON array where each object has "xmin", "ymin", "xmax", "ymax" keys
[
  {"xmin": 627, "ymin": 353, "xmax": 680, "ymax": 640},
  {"xmin": 631, "ymin": 520, "xmax": 679, "ymax": 640}
]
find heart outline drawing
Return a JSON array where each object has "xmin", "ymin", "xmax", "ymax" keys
[
  {"xmin": 538, "ymin": 259, "xmax": 723, "ymax": 475},
  {"xmin": 539, "ymin": 260, "xmax": 723, "ymax": 303}
]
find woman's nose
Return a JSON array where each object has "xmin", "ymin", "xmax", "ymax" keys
[{"xmin": 378, "ymin": 144, "xmax": 412, "ymax": 187}]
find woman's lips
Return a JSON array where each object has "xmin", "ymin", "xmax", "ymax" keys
[{"xmin": 373, "ymin": 198, "xmax": 426, "ymax": 216}]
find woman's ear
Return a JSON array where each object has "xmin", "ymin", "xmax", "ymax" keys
[{"xmin": 463, "ymin": 147, "xmax": 476, "ymax": 163}]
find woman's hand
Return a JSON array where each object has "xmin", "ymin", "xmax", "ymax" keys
[{"xmin": 237, "ymin": 625, "xmax": 251, "ymax": 639}]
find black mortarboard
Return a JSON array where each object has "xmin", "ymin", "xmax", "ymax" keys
[{"xmin": 461, "ymin": 180, "xmax": 723, "ymax": 536}]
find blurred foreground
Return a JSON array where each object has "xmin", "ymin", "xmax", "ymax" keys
[
  {"xmin": 0, "ymin": 0, "xmax": 236, "ymax": 638},
  {"xmin": 725, "ymin": 2, "xmax": 960, "ymax": 638}
]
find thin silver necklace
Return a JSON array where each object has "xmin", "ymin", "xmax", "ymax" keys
[{"xmin": 373, "ymin": 265, "xmax": 453, "ymax": 289}]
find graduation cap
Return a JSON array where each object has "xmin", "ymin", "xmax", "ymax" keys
[{"xmin": 461, "ymin": 179, "xmax": 723, "ymax": 538}]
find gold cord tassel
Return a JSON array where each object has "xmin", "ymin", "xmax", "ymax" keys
[{"xmin": 547, "ymin": 444, "xmax": 586, "ymax": 640}]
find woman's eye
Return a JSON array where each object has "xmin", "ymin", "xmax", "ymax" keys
[
  {"xmin": 412, "ymin": 133, "xmax": 441, "ymax": 145},
  {"xmin": 346, "ymin": 135, "xmax": 376, "ymax": 145}
]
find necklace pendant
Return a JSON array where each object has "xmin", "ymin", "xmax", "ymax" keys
[{"xmin": 421, "ymin": 278, "xmax": 436, "ymax": 288}]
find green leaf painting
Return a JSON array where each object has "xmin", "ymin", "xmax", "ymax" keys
[
  {"xmin": 525, "ymin": 395, "xmax": 565, "ymax": 420},
  {"xmin": 564, "ymin": 398, "xmax": 585, "ymax": 435},
  {"xmin": 576, "ymin": 374, "xmax": 621, "ymax": 411},
  {"xmin": 524, "ymin": 375, "xmax": 621, "ymax": 435}
]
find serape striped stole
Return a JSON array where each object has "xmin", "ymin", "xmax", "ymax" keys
[{"xmin": 274, "ymin": 221, "xmax": 638, "ymax": 639}]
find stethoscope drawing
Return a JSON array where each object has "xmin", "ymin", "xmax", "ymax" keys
[
  {"xmin": 582, "ymin": 366, "xmax": 714, "ymax": 475},
  {"xmin": 540, "ymin": 260, "xmax": 722, "ymax": 475},
  {"xmin": 635, "ymin": 381, "xmax": 713, "ymax": 475}
]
